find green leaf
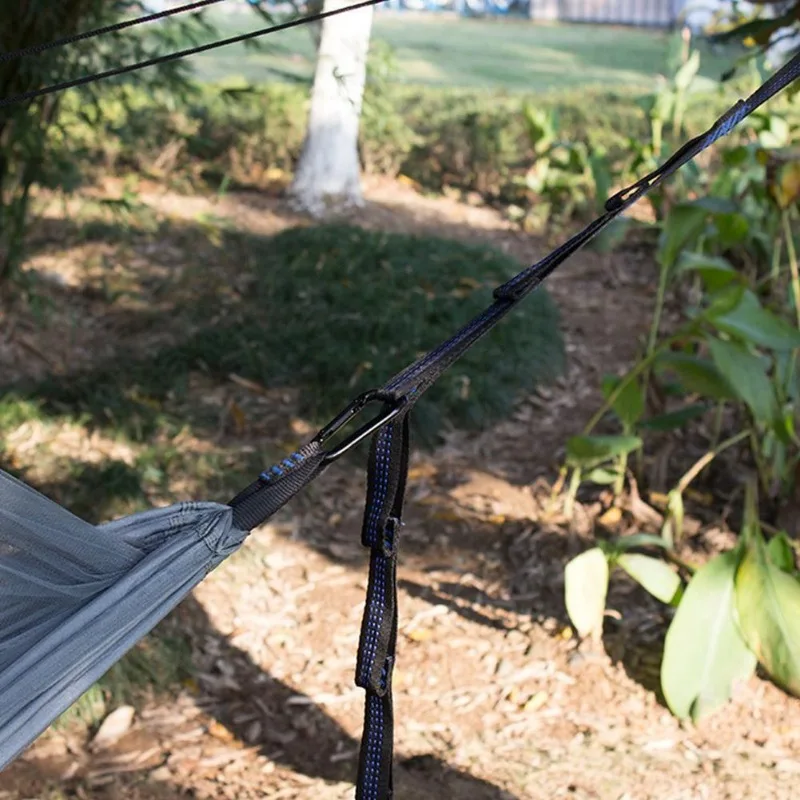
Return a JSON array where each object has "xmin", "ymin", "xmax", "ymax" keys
[
  {"xmin": 639, "ymin": 402, "xmax": 708, "ymax": 431},
  {"xmin": 602, "ymin": 375, "xmax": 644, "ymax": 430},
  {"xmin": 662, "ymin": 489, "xmax": 685, "ymax": 547},
  {"xmin": 736, "ymin": 513, "xmax": 800, "ymax": 696},
  {"xmin": 615, "ymin": 533, "xmax": 673, "ymax": 552},
  {"xmin": 710, "ymin": 290, "xmax": 800, "ymax": 351},
  {"xmin": 617, "ymin": 554, "xmax": 682, "ymax": 604},
  {"xmin": 585, "ymin": 466, "xmax": 621, "ymax": 485},
  {"xmin": 691, "ymin": 196, "xmax": 738, "ymax": 214},
  {"xmin": 713, "ymin": 212, "xmax": 750, "ymax": 248},
  {"xmin": 673, "ymin": 50, "xmax": 700, "ymax": 91},
  {"xmin": 566, "ymin": 435, "xmax": 643, "ymax": 469},
  {"xmin": 706, "ymin": 336, "xmax": 777, "ymax": 423},
  {"xmin": 589, "ymin": 151, "xmax": 612, "ymax": 208},
  {"xmin": 661, "ymin": 550, "xmax": 757, "ymax": 721},
  {"xmin": 564, "ymin": 547, "xmax": 609, "ymax": 639},
  {"xmin": 675, "ymin": 252, "xmax": 740, "ymax": 292},
  {"xmin": 658, "ymin": 203, "xmax": 709, "ymax": 270},
  {"xmin": 655, "ymin": 353, "xmax": 735, "ymax": 400},
  {"xmin": 704, "ymin": 283, "xmax": 747, "ymax": 318},
  {"xmin": 759, "ymin": 115, "xmax": 790, "ymax": 149},
  {"xmin": 767, "ymin": 532, "xmax": 796, "ymax": 574}
]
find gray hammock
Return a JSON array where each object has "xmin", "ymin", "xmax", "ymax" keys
[{"xmin": 0, "ymin": 468, "xmax": 246, "ymax": 767}]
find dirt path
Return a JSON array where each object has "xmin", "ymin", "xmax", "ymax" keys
[{"xmin": 2, "ymin": 179, "xmax": 799, "ymax": 800}]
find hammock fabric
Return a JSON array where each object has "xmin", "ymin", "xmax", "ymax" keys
[{"xmin": 1, "ymin": 53, "xmax": 798, "ymax": 800}]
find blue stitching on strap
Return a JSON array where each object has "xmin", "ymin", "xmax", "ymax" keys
[{"xmin": 362, "ymin": 693, "xmax": 384, "ymax": 800}]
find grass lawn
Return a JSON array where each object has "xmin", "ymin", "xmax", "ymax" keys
[{"xmin": 190, "ymin": 11, "xmax": 738, "ymax": 92}]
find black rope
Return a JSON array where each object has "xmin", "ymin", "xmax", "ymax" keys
[
  {"xmin": 0, "ymin": 0, "xmax": 386, "ymax": 109},
  {"xmin": 0, "ymin": 0, "xmax": 228, "ymax": 64}
]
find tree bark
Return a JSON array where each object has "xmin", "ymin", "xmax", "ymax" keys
[{"xmin": 288, "ymin": 0, "xmax": 374, "ymax": 217}]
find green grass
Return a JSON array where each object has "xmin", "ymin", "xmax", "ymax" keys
[
  {"xmin": 190, "ymin": 13, "xmax": 738, "ymax": 92},
  {"xmin": 6, "ymin": 224, "xmax": 564, "ymax": 450}
]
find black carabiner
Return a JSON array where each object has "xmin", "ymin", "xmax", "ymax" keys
[{"xmin": 314, "ymin": 390, "xmax": 407, "ymax": 465}]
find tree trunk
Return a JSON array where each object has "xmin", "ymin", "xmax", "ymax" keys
[{"xmin": 288, "ymin": 0, "xmax": 374, "ymax": 217}]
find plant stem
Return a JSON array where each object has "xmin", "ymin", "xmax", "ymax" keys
[
  {"xmin": 675, "ymin": 428, "xmax": 751, "ymax": 495},
  {"xmin": 648, "ymin": 259, "xmax": 670, "ymax": 358},
  {"xmin": 770, "ymin": 232, "xmax": 783, "ymax": 286},
  {"xmin": 565, "ymin": 467, "xmax": 581, "ymax": 519},
  {"xmin": 638, "ymin": 254, "xmax": 673, "ymax": 408},
  {"xmin": 614, "ymin": 453, "xmax": 627, "ymax": 496},
  {"xmin": 784, "ymin": 210, "xmax": 800, "ymax": 329},
  {"xmin": 583, "ymin": 327, "xmax": 692, "ymax": 436},
  {"xmin": 749, "ymin": 429, "xmax": 771, "ymax": 495}
]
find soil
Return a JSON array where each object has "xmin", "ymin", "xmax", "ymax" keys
[{"xmin": 1, "ymin": 176, "xmax": 799, "ymax": 800}]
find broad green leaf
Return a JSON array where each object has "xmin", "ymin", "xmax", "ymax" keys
[
  {"xmin": 710, "ymin": 290, "xmax": 800, "ymax": 351},
  {"xmin": 658, "ymin": 203, "xmax": 709, "ymax": 270},
  {"xmin": 564, "ymin": 547, "xmax": 609, "ymax": 639},
  {"xmin": 566, "ymin": 435, "xmax": 643, "ymax": 469},
  {"xmin": 661, "ymin": 550, "xmax": 757, "ymax": 721},
  {"xmin": 675, "ymin": 252, "xmax": 740, "ymax": 292},
  {"xmin": 602, "ymin": 375, "xmax": 644, "ymax": 430},
  {"xmin": 586, "ymin": 466, "xmax": 620, "ymax": 485},
  {"xmin": 655, "ymin": 352, "xmax": 735, "ymax": 400},
  {"xmin": 707, "ymin": 336, "xmax": 777, "ymax": 423},
  {"xmin": 690, "ymin": 196, "xmax": 738, "ymax": 214},
  {"xmin": 736, "ymin": 521, "xmax": 800, "ymax": 696},
  {"xmin": 704, "ymin": 283, "xmax": 746, "ymax": 318},
  {"xmin": 617, "ymin": 554, "xmax": 682, "ymax": 604},
  {"xmin": 639, "ymin": 402, "xmax": 708, "ymax": 431},
  {"xmin": 713, "ymin": 212, "xmax": 750, "ymax": 248},
  {"xmin": 767, "ymin": 531, "xmax": 796, "ymax": 574}
]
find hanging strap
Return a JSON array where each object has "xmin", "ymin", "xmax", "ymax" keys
[
  {"xmin": 225, "ymin": 54, "xmax": 800, "ymax": 800},
  {"xmin": 354, "ymin": 414, "xmax": 410, "ymax": 800}
]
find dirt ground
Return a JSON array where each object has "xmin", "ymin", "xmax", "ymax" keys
[{"xmin": 2, "ymin": 177, "xmax": 799, "ymax": 800}]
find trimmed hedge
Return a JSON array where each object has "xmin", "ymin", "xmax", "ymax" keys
[{"xmin": 51, "ymin": 80, "xmax": 739, "ymax": 207}]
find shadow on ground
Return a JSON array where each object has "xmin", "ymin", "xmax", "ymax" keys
[{"xmin": 0, "ymin": 595, "xmax": 518, "ymax": 800}]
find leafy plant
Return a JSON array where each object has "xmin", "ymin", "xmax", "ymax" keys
[
  {"xmin": 0, "ymin": 1, "xmax": 214, "ymax": 285},
  {"xmin": 360, "ymin": 41, "xmax": 420, "ymax": 175},
  {"xmin": 564, "ymin": 484, "xmax": 800, "ymax": 721},
  {"xmin": 511, "ymin": 105, "xmax": 609, "ymax": 231},
  {"xmin": 560, "ymin": 46, "xmax": 800, "ymax": 721}
]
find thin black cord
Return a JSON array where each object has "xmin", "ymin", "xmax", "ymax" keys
[
  {"xmin": 0, "ymin": 0, "xmax": 386, "ymax": 109},
  {"xmin": 0, "ymin": 0, "xmax": 228, "ymax": 64}
]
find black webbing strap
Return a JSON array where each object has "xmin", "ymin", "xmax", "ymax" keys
[
  {"xmin": 225, "ymin": 54, "xmax": 800, "ymax": 800},
  {"xmin": 354, "ymin": 413, "xmax": 410, "ymax": 800},
  {"xmin": 229, "ymin": 441, "xmax": 327, "ymax": 531}
]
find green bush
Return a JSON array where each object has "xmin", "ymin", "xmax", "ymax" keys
[
  {"xmin": 53, "ymin": 79, "xmax": 776, "ymax": 211},
  {"xmin": 560, "ymin": 68, "xmax": 800, "ymax": 723},
  {"xmin": 26, "ymin": 225, "xmax": 565, "ymax": 448}
]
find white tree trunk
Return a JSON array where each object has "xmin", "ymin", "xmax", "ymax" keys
[{"xmin": 289, "ymin": 0, "xmax": 374, "ymax": 217}]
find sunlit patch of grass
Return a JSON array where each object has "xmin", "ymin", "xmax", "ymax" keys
[{"xmin": 8, "ymin": 224, "xmax": 565, "ymax": 449}]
